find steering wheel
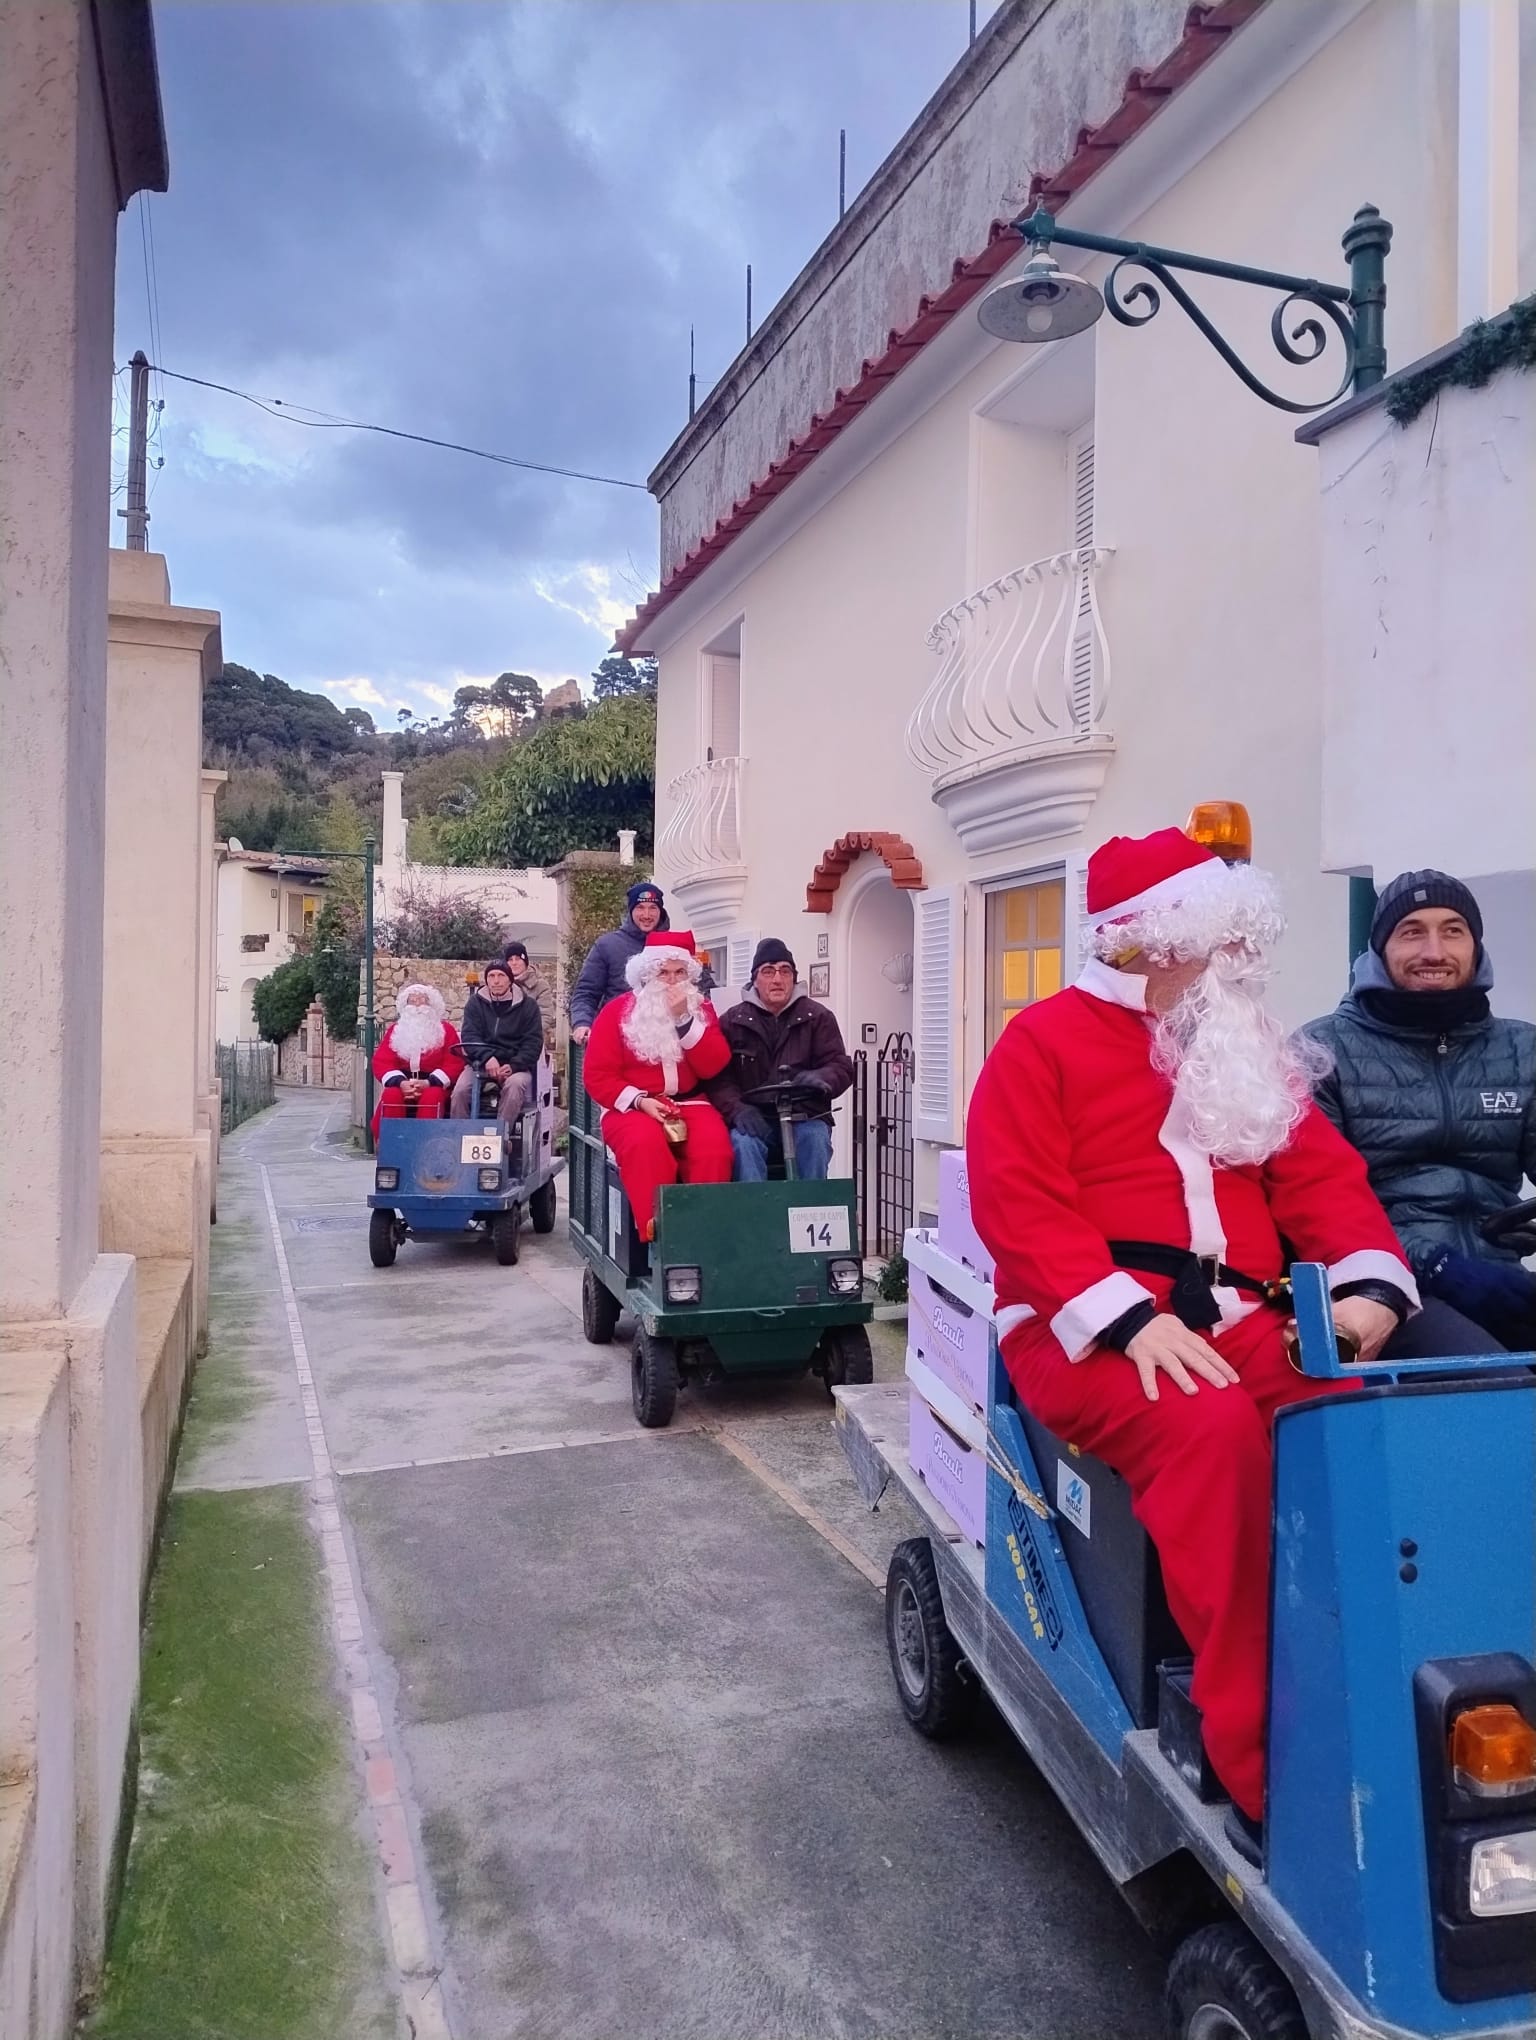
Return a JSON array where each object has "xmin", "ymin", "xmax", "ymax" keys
[
  {"xmin": 742, "ymin": 1078, "xmax": 830, "ymax": 1121},
  {"xmin": 1480, "ymin": 1197, "xmax": 1536, "ymax": 1254}
]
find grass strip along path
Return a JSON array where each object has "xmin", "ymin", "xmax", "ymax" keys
[{"xmin": 84, "ymin": 1484, "xmax": 394, "ymax": 2040}]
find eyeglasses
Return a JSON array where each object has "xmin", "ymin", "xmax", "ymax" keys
[{"xmin": 758, "ymin": 964, "xmax": 795, "ymax": 978}]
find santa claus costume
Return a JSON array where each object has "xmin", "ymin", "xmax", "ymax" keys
[
  {"xmin": 967, "ymin": 828, "xmax": 1416, "ymax": 1830},
  {"xmin": 370, "ymin": 983, "xmax": 465, "ymax": 1141},
  {"xmin": 582, "ymin": 930, "xmax": 733, "ymax": 1238}
]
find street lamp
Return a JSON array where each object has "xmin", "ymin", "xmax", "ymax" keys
[{"xmin": 978, "ymin": 198, "xmax": 1392, "ymax": 950}]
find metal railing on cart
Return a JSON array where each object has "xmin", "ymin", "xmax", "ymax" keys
[{"xmin": 217, "ymin": 1039, "xmax": 276, "ymax": 1134}]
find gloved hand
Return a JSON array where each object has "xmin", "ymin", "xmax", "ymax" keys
[
  {"xmin": 794, "ymin": 1073, "xmax": 831, "ymax": 1097},
  {"xmin": 1424, "ymin": 1249, "xmax": 1536, "ymax": 1343},
  {"xmin": 733, "ymin": 1105, "xmax": 771, "ymax": 1143}
]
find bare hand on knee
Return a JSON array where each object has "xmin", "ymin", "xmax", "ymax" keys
[{"xmin": 1124, "ymin": 1315, "xmax": 1240, "ymax": 1401}]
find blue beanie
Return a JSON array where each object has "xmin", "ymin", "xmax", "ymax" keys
[{"xmin": 627, "ymin": 881, "xmax": 663, "ymax": 910}]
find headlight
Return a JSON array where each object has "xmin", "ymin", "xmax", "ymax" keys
[
  {"xmin": 375, "ymin": 1167, "xmax": 399, "ymax": 1191},
  {"xmin": 663, "ymin": 1265, "xmax": 701, "ymax": 1304},
  {"xmin": 827, "ymin": 1258, "xmax": 863, "ymax": 1297},
  {"xmin": 478, "ymin": 1166, "xmax": 502, "ymax": 1191},
  {"xmin": 1469, "ymin": 1830, "xmax": 1536, "ymax": 1917}
]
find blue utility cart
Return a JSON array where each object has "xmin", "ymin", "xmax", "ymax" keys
[
  {"xmin": 836, "ymin": 1253, "xmax": 1536, "ymax": 2040},
  {"xmin": 366, "ymin": 1058, "xmax": 560, "ymax": 1267}
]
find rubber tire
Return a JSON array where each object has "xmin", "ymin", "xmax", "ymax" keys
[
  {"xmin": 821, "ymin": 1323, "xmax": 874, "ymax": 1387},
  {"xmin": 1164, "ymin": 1923, "xmax": 1307, "ymax": 2040},
  {"xmin": 368, "ymin": 1210, "xmax": 398, "ymax": 1269},
  {"xmin": 490, "ymin": 1208, "xmax": 521, "ymax": 1266},
  {"xmin": 885, "ymin": 1538, "xmax": 972, "ymax": 1739},
  {"xmin": 582, "ymin": 1264, "xmax": 621, "ymax": 1346},
  {"xmin": 529, "ymin": 1177, "xmax": 558, "ymax": 1235},
  {"xmin": 631, "ymin": 1328, "xmax": 679, "ymax": 1429}
]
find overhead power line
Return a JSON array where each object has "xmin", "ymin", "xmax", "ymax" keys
[{"xmin": 137, "ymin": 362, "xmax": 649, "ymax": 492}]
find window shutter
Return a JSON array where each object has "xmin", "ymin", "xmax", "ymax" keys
[
  {"xmin": 726, "ymin": 931, "xmax": 755, "ymax": 997},
  {"xmin": 706, "ymin": 654, "xmax": 741, "ymax": 763},
  {"xmin": 912, "ymin": 885, "xmax": 963, "ymax": 1144},
  {"xmin": 1062, "ymin": 850, "xmax": 1090, "ymax": 977},
  {"xmin": 1067, "ymin": 428, "xmax": 1096, "ymax": 735}
]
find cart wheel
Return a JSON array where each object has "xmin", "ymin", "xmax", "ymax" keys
[
  {"xmin": 820, "ymin": 1323, "xmax": 874, "ymax": 1388},
  {"xmin": 885, "ymin": 1538, "xmax": 972, "ymax": 1739},
  {"xmin": 1165, "ymin": 1923, "xmax": 1306, "ymax": 2040},
  {"xmin": 529, "ymin": 1178, "xmax": 558, "ymax": 1235},
  {"xmin": 491, "ymin": 1208, "xmax": 521, "ymax": 1266},
  {"xmin": 631, "ymin": 1328, "xmax": 678, "ymax": 1429},
  {"xmin": 582, "ymin": 1264, "xmax": 621, "ymax": 1345},
  {"xmin": 368, "ymin": 1210, "xmax": 398, "ymax": 1269}
]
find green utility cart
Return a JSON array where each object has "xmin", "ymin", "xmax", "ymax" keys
[{"xmin": 567, "ymin": 1053, "xmax": 874, "ymax": 1427}]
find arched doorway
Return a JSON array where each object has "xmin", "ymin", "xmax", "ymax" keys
[{"xmin": 838, "ymin": 867, "xmax": 915, "ymax": 1256}]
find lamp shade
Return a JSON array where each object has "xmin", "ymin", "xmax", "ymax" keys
[{"xmin": 976, "ymin": 252, "xmax": 1104, "ymax": 344}]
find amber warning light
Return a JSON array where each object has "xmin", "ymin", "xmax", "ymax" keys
[
  {"xmin": 1451, "ymin": 1703, "xmax": 1536, "ymax": 1797},
  {"xmin": 1185, "ymin": 801, "xmax": 1253, "ymax": 865}
]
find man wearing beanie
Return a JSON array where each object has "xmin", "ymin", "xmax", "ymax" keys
[
  {"xmin": 451, "ymin": 959, "xmax": 543, "ymax": 1129},
  {"xmin": 1306, "ymin": 870, "xmax": 1536, "ymax": 1353},
  {"xmin": 708, "ymin": 938, "xmax": 854, "ymax": 1181},
  {"xmin": 967, "ymin": 826, "xmax": 1415, "ymax": 1858},
  {"xmin": 569, "ymin": 882, "xmax": 668, "ymax": 1043}
]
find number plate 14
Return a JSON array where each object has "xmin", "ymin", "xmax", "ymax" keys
[{"xmin": 789, "ymin": 1205, "xmax": 851, "ymax": 1254}]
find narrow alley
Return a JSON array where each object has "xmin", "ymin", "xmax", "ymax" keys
[{"xmin": 110, "ymin": 1088, "xmax": 1166, "ymax": 2039}]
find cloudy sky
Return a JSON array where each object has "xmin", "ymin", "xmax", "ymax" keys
[{"xmin": 115, "ymin": 0, "xmax": 999, "ymax": 725}]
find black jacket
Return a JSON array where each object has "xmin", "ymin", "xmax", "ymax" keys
[
  {"xmin": 709, "ymin": 990, "xmax": 854, "ymax": 1128},
  {"xmin": 1304, "ymin": 948, "xmax": 1536, "ymax": 1274},
  {"xmin": 460, "ymin": 987, "xmax": 542, "ymax": 1077}
]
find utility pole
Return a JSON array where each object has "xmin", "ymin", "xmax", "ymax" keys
[{"xmin": 123, "ymin": 349, "xmax": 150, "ymax": 550}]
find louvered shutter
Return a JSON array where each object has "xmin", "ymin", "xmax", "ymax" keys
[
  {"xmin": 912, "ymin": 886, "xmax": 963, "ymax": 1144},
  {"xmin": 1062, "ymin": 850, "xmax": 1090, "ymax": 978},
  {"xmin": 726, "ymin": 931, "xmax": 755, "ymax": 999},
  {"xmin": 1067, "ymin": 428, "xmax": 1096, "ymax": 735},
  {"xmin": 706, "ymin": 655, "xmax": 741, "ymax": 762}
]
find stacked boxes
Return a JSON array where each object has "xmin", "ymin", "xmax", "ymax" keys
[{"xmin": 903, "ymin": 1149, "xmax": 999, "ymax": 1548}]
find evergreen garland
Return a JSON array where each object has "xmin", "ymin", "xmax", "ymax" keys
[{"xmin": 1385, "ymin": 293, "xmax": 1536, "ymax": 427}]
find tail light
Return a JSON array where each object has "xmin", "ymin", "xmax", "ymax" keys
[{"xmin": 1452, "ymin": 1704, "xmax": 1536, "ymax": 1799}]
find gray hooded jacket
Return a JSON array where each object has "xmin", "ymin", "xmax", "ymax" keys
[{"xmin": 1304, "ymin": 948, "xmax": 1536, "ymax": 1274}]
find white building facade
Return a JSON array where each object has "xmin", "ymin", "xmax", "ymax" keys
[
  {"xmin": 623, "ymin": 0, "xmax": 1536, "ymax": 1225},
  {"xmin": 214, "ymin": 845, "xmax": 332, "ymax": 1043}
]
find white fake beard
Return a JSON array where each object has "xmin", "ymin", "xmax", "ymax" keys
[
  {"xmin": 391, "ymin": 1006, "xmax": 445, "ymax": 1072},
  {"xmin": 621, "ymin": 978, "xmax": 701, "ymax": 1067},
  {"xmin": 1151, "ymin": 948, "xmax": 1331, "ymax": 1166}
]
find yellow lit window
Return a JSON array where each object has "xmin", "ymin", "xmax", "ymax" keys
[{"xmin": 985, "ymin": 879, "xmax": 1067, "ymax": 1049}]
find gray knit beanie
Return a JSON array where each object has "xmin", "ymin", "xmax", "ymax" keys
[{"xmin": 1370, "ymin": 870, "xmax": 1483, "ymax": 954}]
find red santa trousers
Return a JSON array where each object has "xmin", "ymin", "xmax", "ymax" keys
[
  {"xmin": 600, "ymin": 1099, "xmax": 733, "ymax": 1236},
  {"xmin": 1003, "ymin": 1307, "xmax": 1346, "ymax": 1822}
]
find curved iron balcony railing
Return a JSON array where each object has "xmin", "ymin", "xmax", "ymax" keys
[
  {"xmin": 658, "ymin": 754, "xmax": 745, "ymax": 877},
  {"xmin": 906, "ymin": 546, "xmax": 1114, "ymax": 778}
]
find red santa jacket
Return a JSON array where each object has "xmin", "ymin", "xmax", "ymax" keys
[
  {"xmin": 372, "ymin": 1020, "xmax": 464, "ymax": 1098},
  {"xmin": 583, "ymin": 994, "xmax": 730, "ymax": 1112},
  {"xmin": 967, "ymin": 958, "xmax": 1416, "ymax": 1364}
]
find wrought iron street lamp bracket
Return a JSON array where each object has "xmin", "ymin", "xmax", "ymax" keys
[{"xmin": 1015, "ymin": 201, "xmax": 1392, "ymax": 414}]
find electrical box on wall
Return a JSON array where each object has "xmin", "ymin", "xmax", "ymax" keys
[{"xmin": 861, "ymin": 1023, "xmax": 878, "ymax": 1045}]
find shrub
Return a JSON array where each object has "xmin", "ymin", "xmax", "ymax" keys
[
  {"xmin": 378, "ymin": 885, "xmax": 509, "ymax": 963},
  {"xmin": 252, "ymin": 955, "xmax": 315, "ymax": 1043}
]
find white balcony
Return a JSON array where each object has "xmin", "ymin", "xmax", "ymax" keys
[
  {"xmin": 907, "ymin": 546, "xmax": 1115, "ymax": 857},
  {"xmin": 657, "ymin": 753, "xmax": 748, "ymax": 924}
]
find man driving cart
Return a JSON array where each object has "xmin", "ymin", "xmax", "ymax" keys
[
  {"xmin": 709, "ymin": 937, "xmax": 854, "ymax": 1181},
  {"xmin": 967, "ymin": 826, "xmax": 1418, "ymax": 1862}
]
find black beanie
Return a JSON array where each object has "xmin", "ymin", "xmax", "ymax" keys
[
  {"xmin": 627, "ymin": 881, "xmax": 663, "ymax": 911},
  {"xmin": 1370, "ymin": 870, "xmax": 1483, "ymax": 954},
  {"xmin": 751, "ymin": 937, "xmax": 796, "ymax": 978},
  {"xmin": 481, "ymin": 959, "xmax": 513, "ymax": 991}
]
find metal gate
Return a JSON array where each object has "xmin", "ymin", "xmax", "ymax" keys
[{"xmin": 852, "ymin": 1032, "xmax": 913, "ymax": 1258}]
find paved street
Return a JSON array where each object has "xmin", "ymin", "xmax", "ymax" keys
[{"xmin": 190, "ymin": 1089, "xmax": 1165, "ymax": 2038}]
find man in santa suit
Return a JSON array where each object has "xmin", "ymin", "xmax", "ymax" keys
[
  {"xmin": 967, "ymin": 827, "xmax": 1417, "ymax": 1860},
  {"xmin": 371, "ymin": 983, "xmax": 464, "ymax": 1142},
  {"xmin": 582, "ymin": 930, "xmax": 733, "ymax": 1240}
]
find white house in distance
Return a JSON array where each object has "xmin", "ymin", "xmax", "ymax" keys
[
  {"xmin": 621, "ymin": 0, "xmax": 1536, "ymax": 1232},
  {"xmin": 375, "ymin": 769, "xmax": 558, "ymax": 967},
  {"xmin": 214, "ymin": 843, "xmax": 332, "ymax": 1042}
]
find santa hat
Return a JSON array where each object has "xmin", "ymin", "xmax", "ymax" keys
[
  {"xmin": 1086, "ymin": 828, "xmax": 1221, "ymax": 927},
  {"xmin": 626, "ymin": 928, "xmax": 704, "ymax": 989},
  {"xmin": 397, "ymin": 982, "xmax": 447, "ymax": 1018}
]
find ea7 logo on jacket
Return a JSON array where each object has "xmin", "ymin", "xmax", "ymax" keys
[{"xmin": 1480, "ymin": 1091, "xmax": 1524, "ymax": 1115}]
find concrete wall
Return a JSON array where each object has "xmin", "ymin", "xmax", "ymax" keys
[{"xmin": 649, "ymin": 0, "xmax": 1470, "ymax": 1215}]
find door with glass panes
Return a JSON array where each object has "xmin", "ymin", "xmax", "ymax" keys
[{"xmin": 985, "ymin": 878, "xmax": 1065, "ymax": 1050}]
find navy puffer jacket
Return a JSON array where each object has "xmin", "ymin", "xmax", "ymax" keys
[
  {"xmin": 568, "ymin": 908, "xmax": 671, "ymax": 1030},
  {"xmin": 1304, "ymin": 949, "xmax": 1536, "ymax": 1274}
]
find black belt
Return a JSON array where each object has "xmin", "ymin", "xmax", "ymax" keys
[{"xmin": 1107, "ymin": 1240, "xmax": 1291, "ymax": 1333}]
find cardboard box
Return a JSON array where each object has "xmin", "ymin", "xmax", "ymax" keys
[
  {"xmin": 903, "ymin": 1347, "xmax": 986, "ymax": 1452},
  {"xmin": 910, "ymin": 1391, "xmax": 987, "ymax": 1548},
  {"xmin": 936, "ymin": 1148, "xmax": 995, "ymax": 1283},
  {"xmin": 907, "ymin": 1256, "xmax": 991, "ymax": 1419}
]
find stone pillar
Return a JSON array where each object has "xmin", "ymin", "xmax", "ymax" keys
[
  {"xmin": 100, "ymin": 551, "xmax": 221, "ymax": 1349},
  {"xmin": 380, "ymin": 768, "xmax": 406, "ymax": 918},
  {"xmin": 0, "ymin": 2, "xmax": 166, "ymax": 2015},
  {"xmin": 197, "ymin": 770, "xmax": 227, "ymax": 1201}
]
